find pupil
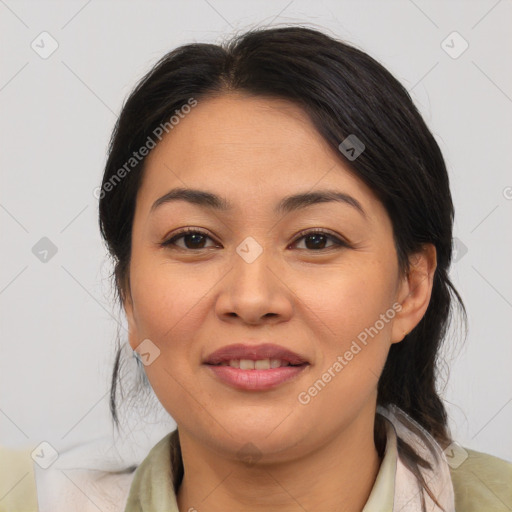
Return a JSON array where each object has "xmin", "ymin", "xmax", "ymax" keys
[
  {"xmin": 186, "ymin": 233, "xmax": 205, "ymax": 248},
  {"xmin": 306, "ymin": 234, "xmax": 326, "ymax": 250}
]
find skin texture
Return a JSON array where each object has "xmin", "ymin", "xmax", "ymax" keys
[{"xmin": 123, "ymin": 93, "xmax": 437, "ymax": 511}]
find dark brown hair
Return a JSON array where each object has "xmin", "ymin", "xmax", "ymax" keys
[{"xmin": 99, "ymin": 25, "xmax": 466, "ymax": 506}]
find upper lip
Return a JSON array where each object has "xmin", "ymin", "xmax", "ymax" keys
[{"xmin": 204, "ymin": 343, "xmax": 308, "ymax": 366}]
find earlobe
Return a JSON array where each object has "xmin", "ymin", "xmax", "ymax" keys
[{"xmin": 391, "ymin": 244, "xmax": 437, "ymax": 344}]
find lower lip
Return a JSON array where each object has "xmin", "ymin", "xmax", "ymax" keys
[{"xmin": 206, "ymin": 365, "xmax": 308, "ymax": 391}]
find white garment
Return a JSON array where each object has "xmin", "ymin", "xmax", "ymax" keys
[
  {"xmin": 34, "ymin": 436, "xmax": 136, "ymax": 512},
  {"xmin": 377, "ymin": 404, "xmax": 455, "ymax": 512}
]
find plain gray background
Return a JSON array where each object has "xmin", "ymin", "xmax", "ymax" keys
[{"xmin": 1, "ymin": 0, "xmax": 511, "ymax": 465}]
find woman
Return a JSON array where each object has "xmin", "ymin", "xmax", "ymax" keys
[
  {"xmin": 99, "ymin": 25, "xmax": 511, "ymax": 511},
  {"xmin": 2, "ymin": 25, "xmax": 510, "ymax": 512}
]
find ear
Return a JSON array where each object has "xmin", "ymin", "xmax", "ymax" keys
[{"xmin": 390, "ymin": 243, "xmax": 437, "ymax": 344}]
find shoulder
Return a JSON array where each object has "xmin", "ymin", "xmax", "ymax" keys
[
  {"xmin": 0, "ymin": 445, "xmax": 38, "ymax": 512},
  {"xmin": 0, "ymin": 442, "xmax": 136, "ymax": 512},
  {"xmin": 449, "ymin": 447, "xmax": 512, "ymax": 511}
]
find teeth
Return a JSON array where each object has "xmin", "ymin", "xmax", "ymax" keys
[
  {"xmin": 222, "ymin": 359, "xmax": 290, "ymax": 369},
  {"xmin": 240, "ymin": 359, "xmax": 255, "ymax": 370},
  {"xmin": 255, "ymin": 359, "xmax": 270, "ymax": 370}
]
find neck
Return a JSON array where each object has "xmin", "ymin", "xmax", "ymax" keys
[{"xmin": 176, "ymin": 409, "xmax": 381, "ymax": 512}]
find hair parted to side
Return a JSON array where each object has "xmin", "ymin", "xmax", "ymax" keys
[{"xmin": 98, "ymin": 25, "xmax": 466, "ymax": 503}]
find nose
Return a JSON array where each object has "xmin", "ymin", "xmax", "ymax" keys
[{"xmin": 214, "ymin": 242, "xmax": 293, "ymax": 326}]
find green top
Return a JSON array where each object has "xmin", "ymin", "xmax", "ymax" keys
[{"xmin": 1, "ymin": 432, "xmax": 511, "ymax": 511}]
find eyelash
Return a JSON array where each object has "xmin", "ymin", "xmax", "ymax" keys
[{"xmin": 160, "ymin": 227, "xmax": 350, "ymax": 251}]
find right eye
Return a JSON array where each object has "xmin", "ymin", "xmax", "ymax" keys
[{"xmin": 161, "ymin": 228, "xmax": 220, "ymax": 250}]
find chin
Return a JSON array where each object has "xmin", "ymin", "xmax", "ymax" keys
[{"xmin": 196, "ymin": 413, "xmax": 312, "ymax": 463}]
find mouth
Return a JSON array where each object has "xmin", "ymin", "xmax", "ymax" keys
[{"xmin": 203, "ymin": 343, "xmax": 309, "ymax": 391}]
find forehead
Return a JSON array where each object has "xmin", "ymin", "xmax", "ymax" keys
[
  {"xmin": 136, "ymin": 93, "xmax": 382, "ymax": 220},
  {"xmin": 165, "ymin": 92, "xmax": 329, "ymax": 148}
]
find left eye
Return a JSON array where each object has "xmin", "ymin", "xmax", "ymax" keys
[{"xmin": 291, "ymin": 230, "xmax": 347, "ymax": 250}]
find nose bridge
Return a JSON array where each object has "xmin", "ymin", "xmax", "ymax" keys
[
  {"xmin": 234, "ymin": 235, "xmax": 273, "ymax": 289},
  {"xmin": 215, "ymin": 235, "xmax": 292, "ymax": 324}
]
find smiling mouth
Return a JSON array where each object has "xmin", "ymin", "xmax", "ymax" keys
[
  {"xmin": 205, "ymin": 361, "xmax": 309, "ymax": 390},
  {"xmin": 203, "ymin": 343, "xmax": 310, "ymax": 390}
]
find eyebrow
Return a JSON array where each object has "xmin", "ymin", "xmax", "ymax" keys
[{"xmin": 150, "ymin": 187, "xmax": 367, "ymax": 218}]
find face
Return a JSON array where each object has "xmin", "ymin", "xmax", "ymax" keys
[{"xmin": 123, "ymin": 93, "xmax": 429, "ymax": 462}]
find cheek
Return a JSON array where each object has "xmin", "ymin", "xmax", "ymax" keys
[
  {"xmin": 293, "ymin": 259, "xmax": 396, "ymax": 404},
  {"xmin": 128, "ymin": 259, "xmax": 220, "ymax": 411},
  {"xmin": 128, "ymin": 265, "xmax": 202, "ymax": 421},
  {"xmin": 130, "ymin": 260, "xmax": 212, "ymax": 342},
  {"xmin": 298, "ymin": 258, "xmax": 397, "ymax": 346}
]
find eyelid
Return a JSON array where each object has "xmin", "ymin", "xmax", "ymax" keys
[
  {"xmin": 290, "ymin": 228, "xmax": 350, "ymax": 249},
  {"xmin": 161, "ymin": 227, "xmax": 219, "ymax": 248}
]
